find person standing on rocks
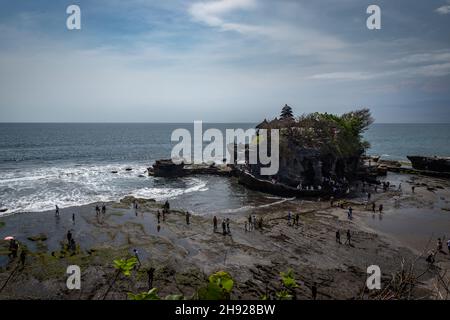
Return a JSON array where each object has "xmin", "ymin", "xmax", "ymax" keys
[
  {"xmin": 20, "ymin": 249, "xmax": 27, "ymax": 267},
  {"xmin": 288, "ymin": 211, "xmax": 292, "ymax": 226},
  {"xmin": 437, "ymin": 238, "xmax": 443, "ymax": 252},
  {"xmin": 226, "ymin": 218, "xmax": 230, "ymax": 234},
  {"xmin": 311, "ymin": 282, "xmax": 317, "ymax": 300},
  {"xmin": 335, "ymin": 230, "xmax": 341, "ymax": 244},
  {"xmin": 222, "ymin": 219, "xmax": 226, "ymax": 235},
  {"xmin": 345, "ymin": 230, "xmax": 352, "ymax": 245},
  {"xmin": 186, "ymin": 211, "xmax": 190, "ymax": 225},
  {"xmin": 147, "ymin": 267, "xmax": 155, "ymax": 290},
  {"xmin": 248, "ymin": 215, "xmax": 252, "ymax": 231},
  {"xmin": 347, "ymin": 207, "xmax": 353, "ymax": 220},
  {"xmin": 213, "ymin": 216, "xmax": 218, "ymax": 232},
  {"xmin": 67, "ymin": 230, "xmax": 73, "ymax": 244},
  {"xmin": 295, "ymin": 213, "xmax": 300, "ymax": 226},
  {"xmin": 133, "ymin": 249, "xmax": 142, "ymax": 268}
]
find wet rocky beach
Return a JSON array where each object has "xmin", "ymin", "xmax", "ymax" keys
[{"xmin": 1, "ymin": 172, "xmax": 449, "ymax": 300}]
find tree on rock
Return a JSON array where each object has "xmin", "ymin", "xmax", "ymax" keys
[{"xmin": 280, "ymin": 104, "xmax": 294, "ymax": 121}]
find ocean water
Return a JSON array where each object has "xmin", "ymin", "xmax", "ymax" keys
[
  {"xmin": 0, "ymin": 123, "xmax": 449, "ymax": 215},
  {"xmin": 364, "ymin": 124, "xmax": 450, "ymax": 160}
]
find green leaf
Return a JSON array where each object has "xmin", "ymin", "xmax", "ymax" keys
[
  {"xmin": 128, "ymin": 288, "xmax": 160, "ymax": 300},
  {"xmin": 280, "ymin": 269, "xmax": 299, "ymax": 289},
  {"xmin": 113, "ymin": 257, "xmax": 138, "ymax": 277},
  {"xmin": 209, "ymin": 271, "xmax": 234, "ymax": 293}
]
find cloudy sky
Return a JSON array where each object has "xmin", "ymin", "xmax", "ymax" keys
[{"xmin": 0, "ymin": 0, "xmax": 449, "ymax": 122}]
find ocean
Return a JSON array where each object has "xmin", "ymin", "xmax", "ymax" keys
[{"xmin": 0, "ymin": 123, "xmax": 449, "ymax": 215}]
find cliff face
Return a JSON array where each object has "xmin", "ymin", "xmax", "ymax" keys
[
  {"xmin": 407, "ymin": 156, "xmax": 450, "ymax": 173},
  {"xmin": 250, "ymin": 107, "xmax": 372, "ymax": 187}
]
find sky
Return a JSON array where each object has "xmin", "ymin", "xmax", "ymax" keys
[{"xmin": 0, "ymin": 0, "xmax": 449, "ymax": 123}]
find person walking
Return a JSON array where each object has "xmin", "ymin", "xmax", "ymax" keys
[
  {"xmin": 20, "ymin": 249, "xmax": 27, "ymax": 267},
  {"xmin": 437, "ymin": 238, "xmax": 443, "ymax": 252},
  {"xmin": 345, "ymin": 230, "xmax": 352, "ymax": 245},
  {"xmin": 222, "ymin": 219, "xmax": 226, "ymax": 235},
  {"xmin": 213, "ymin": 216, "xmax": 218, "ymax": 232},
  {"xmin": 102, "ymin": 203, "xmax": 106, "ymax": 214},
  {"xmin": 55, "ymin": 205, "xmax": 60, "ymax": 217},
  {"xmin": 185, "ymin": 211, "xmax": 190, "ymax": 225},
  {"xmin": 347, "ymin": 207, "xmax": 353, "ymax": 220},
  {"xmin": 157, "ymin": 211, "xmax": 161, "ymax": 224},
  {"xmin": 335, "ymin": 230, "xmax": 341, "ymax": 244},
  {"xmin": 372, "ymin": 202, "xmax": 376, "ymax": 213},
  {"xmin": 287, "ymin": 211, "xmax": 292, "ymax": 225},
  {"xmin": 67, "ymin": 230, "xmax": 73, "ymax": 244},
  {"xmin": 379, "ymin": 204, "xmax": 383, "ymax": 213}
]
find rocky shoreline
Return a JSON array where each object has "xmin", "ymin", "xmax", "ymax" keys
[{"xmin": 1, "ymin": 170, "xmax": 449, "ymax": 300}]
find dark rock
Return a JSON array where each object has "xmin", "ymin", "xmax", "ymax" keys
[
  {"xmin": 378, "ymin": 159, "xmax": 402, "ymax": 167},
  {"xmin": 111, "ymin": 171, "xmax": 118, "ymax": 174},
  {"xmin": 125, "ymin": 168, "xmax": 132, "ymax": 171},
  {"xmin": 27, "ymin": 233, "xmax": 48, "ymax": 241},
  {"xmin": 407, "ymin": 156, "xmax": 450, "ymax": 173},
  {"xmin": 153, "ymin": 159, "xmax": 185, "ymax": 177},
  {"xmin": 0, "ymin": 208, "xmax": 7, "ymax": 213}
]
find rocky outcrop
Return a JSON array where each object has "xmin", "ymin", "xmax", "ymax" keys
[
  {"xmin": 151, "ymin": 159, "xmax": 186, "ymax": 177},
  {"xmin": 407, "ymin": 156, "xmax": 450, "ymax": 173}
]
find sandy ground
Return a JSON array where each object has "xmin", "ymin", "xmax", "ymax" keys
[{"xmin": 0, "ymin": 173, "xmax": 449, "ymax": 300}]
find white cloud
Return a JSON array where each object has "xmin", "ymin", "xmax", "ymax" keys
[
  {"xmin": 436, "ymin": 5, "xmax": 450, "ymax": 14},
  {"xmin": 189, "ymin": 0, "xmax": 257, "ymax": 33},
  {"xmin": 309, "ymin": 72, "xmax": 375, "ymax": 81}
]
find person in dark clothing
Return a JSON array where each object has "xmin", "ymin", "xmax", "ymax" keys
[
  {"xmin": 222, "ymin": 219, "xmax": 226, "ymax": 235},
  {"xmin": 311, "ymin": 282, "xmax": 317, "ymax": 300},
  {"xmin": 372, "ymin": 202, "xmax": 376, "ymax": 213},
  {"xmin": 379, "ymin": 204, "xmax": 383, "ymax": 213},
  {"xmin": 147, "ymin": 267, "xmax": 155, "ymax": 290},
  {"xmin": 67, "ymin": 230, "xmax": 73, "ymax": 244},
  {"xmin": 101, "ymin": 204, "xmax": 106, "ymax": 214},
  {"xmin": 20, "ymin": 250, "xmax": 27, "ymax": 267},
  {"xmin": 335, "ymin": 230, "xmax": 341, "ymax": 244},
  {"xmin": 9, "ymin": 239, "xmax": 19, "ymax": 259},
  {"xmin": 426, "ymin": 251, "xmax": 435, "ymax": 265},
  {"xmin": 226, "ymin": 218, "xmax": 230, "ymax": 234},
  {"xmin": 95, "ymin": 205, "xmax": 100, "ymax": 216},
  {"xmin": 213, "ymin": 216, "xmax": 218, "ymax": 232},
  {"xmin": 55, "ymin": 205, "xmax": 60, "ymax": 217},
  {"xmin": 345, "ymin": 230, "xmax": 352, "ymax": 245},
  {"xmin": 157, "ymin": 211, "xmax": 161, "ymax": 224},
  {"xmin": 186, "ymin": 211, "xmax": 190, "ymax": 225}
]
